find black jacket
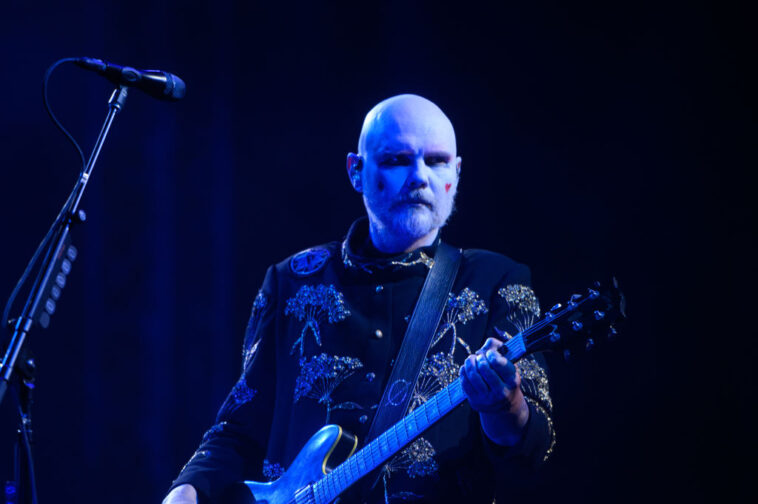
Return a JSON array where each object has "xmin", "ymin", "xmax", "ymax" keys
[{"xmin": 172, "ymin": 218, "xmax": 554, "ymax": 503}]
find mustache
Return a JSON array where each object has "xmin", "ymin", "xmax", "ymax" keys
[{"xmin": 393, "ymin": 192, "xmax": 434, "ymax": 208}]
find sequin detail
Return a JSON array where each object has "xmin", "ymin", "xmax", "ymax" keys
[
  {"xmin": 284, "ymin": 284, "xmax": 351, "ymax": 356},
  {"xmin": 432, "ymin": 288, "xmax": 488, "ymax": 356},
  {"xmin": 517, "ymin": 356, "xmax": 553, "ymax": 411},
  {"xmin": 525, "ymin": 396, "xmax": 556, "ymax": 462},
  {"xmin": 498, "ymin": 284, "xmax": 541, "ymax": 333},
  {"xmin": 293, "ymin": 353, "xmax": 364, "ymax": 423},
  {"xmin": 341, "ymin": 240, "xmax": 434, "ymax": 274},
  {"xmin": 262, "ymin": 459, "xmax": 285, "ymax": 481},
  {"xmin": 201, "ymin": 421, "xmax": 227, "ymax": 442},
  {"xmin": 179, "ymin": 449, "xmax": 209, "ymax": 474},
  {"xmin": 290, "ymin": 247, "xmax": 331, "ymax": 276},
  {"xmin": 383, "ymin": 437, "xmax": 439, "ymax": 499},
  {"xmin": 242, "ymin": 290, "xmax": 267, "ymax": 371},
  {"xmin": 389, "ymin": 251, "xmax": 434, "ymax": 270},
  {"xmin": 410, "ymin": 352, "xmax": 459, "ymax": 411},
  {"xmin": 232, "ymin": 379, "xmax": 257, "ymax": 405}
]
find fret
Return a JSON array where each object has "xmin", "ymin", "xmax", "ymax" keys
[
  {"xmin": 438, "ymin": 386, "xmax": 451, "ymax": 410},
  {"xmin": 393, "ymin": 423, "xmax": 406, "ymax": 445},
  {"xmin": 422, "ymin": 400, "xmax": 432, "ymax": 425},
  {"xmin": 400, "ymin": 415, "xmax": 410, "ymax": 439},
  {"xmin": 412, "ymin": 408, "xmax": 422, "ymax": 433},
  {"xmin": 387, "ymin": 423, "xmax": 397, "ymax": 450},
  {"xmin": 347, "ymin": 456, "xmax": 359, "ymax": 483},
  {"xmin": 428, "ymin": 396, "xmax": 440, "ymax": 420}
]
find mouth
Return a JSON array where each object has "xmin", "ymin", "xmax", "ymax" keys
[{"xmin": 398, "ymin": 199, "xmax": 433, "ymax": 209}]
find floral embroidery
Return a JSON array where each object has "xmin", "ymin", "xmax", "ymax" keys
[
  {"xmin": 410, "ymin": 352, "xmax": 459, "ymax": 411},
  {"xmin": 284, "ymin": 284, "xmax": 351, "ymax": 356},
  {"xmin": 517, "ymin": 355, "xmax": 553, "ymax": 412},
  {"xmin": 382, "ymin": 438, "xmax": 438, "ymax": 502},
  {"xmin": 293, "ymin": 354, "xmax": 364, "ymax": 423},
  {"xmin": 242, "ymin": 290, "xmax": 267, "ymax": 371},
  {"xmin": 219, "ymin": 377, "xmax": 257, "ymax": 418},
  {"xmin": 262, "ymin": 459, "xmax": 285, "ymax": 481},
  {"xmin": 431, "ymin": 288, "xmax": 488, "ymax": 356},
  {"xmin": 497, "ymin": 284, "xmax": 540, "ymax": 333},
  {"xmin": 232, "ymin": 379, "xmax": 257, "ymax": 405}
]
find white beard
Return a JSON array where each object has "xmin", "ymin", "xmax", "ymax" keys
[{"xmin": 366, "ymin": 194, "xmax": 455, "ymax": 251}]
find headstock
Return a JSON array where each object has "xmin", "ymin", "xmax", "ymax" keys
[{"xmin": 521, "ymin": 278, "xmax": 626, "ymax": 358}]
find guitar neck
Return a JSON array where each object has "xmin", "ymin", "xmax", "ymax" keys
[{"xmin": 312, "ymin": 336, "xmax": 527, "ymax": 504}]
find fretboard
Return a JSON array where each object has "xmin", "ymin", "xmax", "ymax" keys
[{"xmin": 311, "ymin": 335, "xmax": 527, "ymax": 504}]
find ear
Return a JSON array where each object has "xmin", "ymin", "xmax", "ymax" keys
[
  {"xmin": 346, "ymin": 152, "xmax": 363, "ymax": 192},
  {"xmin": 455, "ymin": 156, "xmax": 462, "ymax": 176}
]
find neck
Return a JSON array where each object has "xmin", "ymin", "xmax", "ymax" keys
[{"xmin": 369, "ymin": 225, "xmax": 438, "ymax": 254}]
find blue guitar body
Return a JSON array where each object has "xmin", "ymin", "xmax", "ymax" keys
[{"xmin": 240, "ymin": 425, "xmax": 357, "ymax": 504}]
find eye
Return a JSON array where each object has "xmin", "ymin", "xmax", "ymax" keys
[
  {"xmin": 425, "ymin": 155, "xmax": 450, "ymax": 167},
  {"xmin": 379, "ymin": 154, "xmax": 411, "ymax": 166}
]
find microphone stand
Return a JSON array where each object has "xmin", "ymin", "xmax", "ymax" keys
[{"xmin": 0, "ymin": 85, "xmax": 129, "ymax": 503}]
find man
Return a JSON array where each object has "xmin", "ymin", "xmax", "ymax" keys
[{"xmin": 164, "ymin": 94, "xmax": 554, "ymax": 503}]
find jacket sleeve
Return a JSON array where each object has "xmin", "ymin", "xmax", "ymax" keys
[
  {"xmin": 481, "ymin": 263, "xmax": 556, "ymax": 468},
  {"xmin": 169, "ymin": 266, "xmax": 279, "ymax": 502}
]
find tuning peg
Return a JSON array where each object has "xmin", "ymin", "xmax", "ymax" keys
[
  {"xmin": 563, "ymin": 349, "xmax": 571, "ymax": 361},
  {"xmin": 593, "ymin": 280, "xmax": 602, "ymax": 288},
  {"xmin": 568, "ymin": 294, "xmax": 582, "ymax": 306},
  {"xmin": 571, "ymin": 320, "xmax": 583, "ymax": 331},
  {"xmin": 549, "ymin": 331, "xmax": 561, "ymax": 343},
  {"xmin": 594, "ymin": 310, "xmax": 605, "ymax": 320},
  {"xmin": 585, "ymin": 338, "xmax": 595, "ymax": 351},
  {"xmin": 588, "ymin": 289, "xmax": 600, "ymax": 299},
  {"xmin": 607, "ymin": 326, "xmax": 618, "ymax": 339},
  {"xmin": 550, "ymin": 303, "xmax": 562, "ymax": 312}
]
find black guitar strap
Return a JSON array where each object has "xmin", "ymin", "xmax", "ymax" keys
[{"xmin": 365, "ymin": 242, "xmax": 463, "ymax": 444}]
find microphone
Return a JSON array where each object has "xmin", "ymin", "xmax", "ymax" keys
[{"xmin": 74, "ymin": 57, "xmax": 186, "ymax": 101}]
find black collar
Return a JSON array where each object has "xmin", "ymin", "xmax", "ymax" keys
[{"xmin": 340, "ymin": 217, "xmax": 440, "ymax": 276}]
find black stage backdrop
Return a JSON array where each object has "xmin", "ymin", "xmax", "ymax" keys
[{"xmin": 0, "ymin": 1, "xmax": 753, "ymax": 503}]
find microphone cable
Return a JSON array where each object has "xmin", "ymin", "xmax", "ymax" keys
[{"xmin": 2, "ymin": 58, "xmax": 86, "ymax": 346}]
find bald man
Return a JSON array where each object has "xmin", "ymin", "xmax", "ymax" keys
[{"xmin": 165, "ymin": 95, "xmax": 554, "ymax": 504}]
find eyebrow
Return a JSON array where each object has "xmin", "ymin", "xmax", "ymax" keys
[{"xmin": 374, "ymin": 149, "xmax": 452, "ymax": 159}]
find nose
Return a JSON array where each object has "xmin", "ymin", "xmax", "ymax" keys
[{"xmin": 406, "ymin": 157, "xmax": 430, "ymax": 190}]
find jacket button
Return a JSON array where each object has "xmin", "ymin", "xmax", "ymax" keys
[{"xmin": 373, "ymin": 329, "xmax": 383, "ymax": 339}]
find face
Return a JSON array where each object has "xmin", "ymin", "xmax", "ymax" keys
[{"xmin": 358, "ymin": 106, "xmax": 460, "ymax": 246}]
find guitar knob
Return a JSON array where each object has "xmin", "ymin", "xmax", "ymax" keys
[
  {"xmin": 571, "ymin": 321, "xmax": 583, "ymax": 331},
  {"xmin": 607, "ymin": 326, "xmax": 618, "ymax": 339},
  {"xmin": 563, "ymin": 349, "xmax": 571, "ymax": 361},
  {"xmin": 594, "ymin": 310, "xmax": 605, "ymax": 320},
  {"xmin": 585, "ymin": 338, "xmax": 595, "ymax": 351}
]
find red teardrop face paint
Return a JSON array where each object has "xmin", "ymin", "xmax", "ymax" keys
[{"xmin": 445, "ymin": 183, "xmax": 452, "ymax": 193}]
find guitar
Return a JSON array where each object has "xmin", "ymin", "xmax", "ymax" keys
[{"xmin": 234, "ymin": 279, "xmax": 626, "ymax": 504}]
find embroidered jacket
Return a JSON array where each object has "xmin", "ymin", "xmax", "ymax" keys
[{"xmin": 171, "ymin": 218, "xmax": 555, "ymax": 503}]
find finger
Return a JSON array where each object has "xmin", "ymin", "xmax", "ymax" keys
[
  {"xmin": 463, "ymin": 355, "xmax": 489, "ymax": 394},
  {"xmin": 481, "ymin": 337, "xmax": 504, "ymax": 352},
  {"xmin": 476, "ymin": 352, "xmax": 507, "ymax": 393},
  {"xmin": 486, "ymin": 350, "xmax": 519, "ymax": 389}
]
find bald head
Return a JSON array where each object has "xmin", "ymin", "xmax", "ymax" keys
[
  {"xmin": 358, "ymin": 94, "xmax": 457, "ymax": 157},
  {"xmin": 347, "ymin": 94, "xmax": 461, "ymax": 253}
]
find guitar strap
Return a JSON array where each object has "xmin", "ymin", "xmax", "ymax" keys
[{"xmin": 364, "ymin": 242, "xmax": 463, "ymax": 444}]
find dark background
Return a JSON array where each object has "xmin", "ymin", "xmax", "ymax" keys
[{"xmin": 0, "ymin": 1, "xmax": 753, "ymax": 502}]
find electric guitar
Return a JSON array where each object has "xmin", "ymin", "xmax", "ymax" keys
[{"xmin": 234, "ymin": 279, "xmax": 626, "ymax": 504}]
